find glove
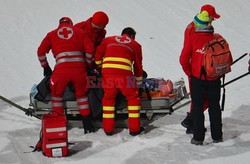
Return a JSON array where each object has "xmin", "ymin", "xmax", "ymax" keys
[
  {"xmin": 139, "ymin": 87, "xmax": 144, "ymax": 96},
  {"xmin": 82, "ymin": 116, "xmax": 95, "ymax": 134},
  {"xmin": 43, "ymin": 66, "xmax": 52, "ymax": 77}
]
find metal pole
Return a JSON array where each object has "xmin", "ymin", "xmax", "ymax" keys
[
  {"xmin": 222, "ymin": 72, "xmax": 250, "ymax": 87},
  {"xmin": 0, "ymin": 95, "xmax": 40, "ymax": 119}
]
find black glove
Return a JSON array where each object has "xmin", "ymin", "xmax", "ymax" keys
[
  {"xmin": 139, "ymin": 87, "xmax": 144, "ymax": 96},
  {"xmin": 43, "ymin": 66, "xmax": 52, "ymax": 77},
  {"xmin": 82, "ymin": 116, "xmax": 95, "ymax": 134}
]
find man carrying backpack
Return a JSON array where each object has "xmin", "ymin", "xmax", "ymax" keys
[
  {"xmin": 179, "ymin": 4, "xmax": 233, "ymax": 145},
  {"xmin": 180, "ymin": 5, "xmax": 211, "ymax": 134}
]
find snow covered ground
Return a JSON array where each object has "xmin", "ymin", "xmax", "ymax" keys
[{"xmin": 0, "ymin": 0, "xmax": 250, "ymax": 163}]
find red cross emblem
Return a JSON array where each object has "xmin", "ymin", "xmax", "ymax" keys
[
  {"xmin": 57, "ymin": 27, "xmax": 73, "ymax": 39},
  {"xmin": 115, "ymin": 36, "xmax": 131, "ymax": 44}
]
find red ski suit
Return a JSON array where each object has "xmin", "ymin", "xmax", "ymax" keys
[
  {"xmin": 37, "ymin": 22, "xmax": 94, "ymax": 116},
  {"xmin": 95, "ymin": 34, "xmax": 143, "ymax": 133},
  {"xmin": 179, "ymin": 22, "xmax": 208, "ymax": 112}
]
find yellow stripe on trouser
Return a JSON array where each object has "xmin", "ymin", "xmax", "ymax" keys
[
  {"xmin": 103, "ymin": 57, "xmax": 132, "ymax": 65},
  {"xmin": 129, "ymin": 113, "xmax": 140, "ymax": 118},
  {"xmin": 128, "ymin": 106, "xmax": 141, "ymax": 110},
  {"xmin": 102, "ymin": 64, "xmax": 132, "ymax": 71},
  {"xmin": 128, "ymin": 106, "xmax": 140, "ymax": 118},
  {"xmin": 103, "ymin": 106, "xmax": 115, "ymax": 111},
  {"xmin": 103, "ymin": 113, "xmax": 115, "ymax": 118},
  {"xmin": 103, "ymin": 106, "xmax": 115, "ymax": 118}
]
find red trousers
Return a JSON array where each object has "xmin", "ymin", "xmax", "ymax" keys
[
  {"xmin": 50, "ymin": 68, "xmax": 90, "ymax": 116},
  {"xmin": 102, "ymin": 74, "xmax": 141, "ymax": 133}
]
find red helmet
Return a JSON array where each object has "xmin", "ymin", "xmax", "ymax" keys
[
  {"xmin": 59, "ymin": 17, "xmax": 73, "ymax": 25},
  {"xmin": 92, "ymin": 11, "xmax": 109, "ymax": 27}
]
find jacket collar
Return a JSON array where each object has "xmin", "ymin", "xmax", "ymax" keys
[{"xmin": 195, "ymin": 25, "xmax": 214, "ymax": 33}]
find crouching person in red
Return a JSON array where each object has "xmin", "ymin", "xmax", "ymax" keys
[
  {"xmin": 37, "ymin": 17, "xmax": 95, "ymax": 134},
  {"xmin": 95, "ymin": 27, "xmax": 144, "ymax": 136}
]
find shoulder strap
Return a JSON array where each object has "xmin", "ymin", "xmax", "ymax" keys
[
  {"xmin": 221, "ymin": 75, "xmax": 226, "ymax": 111},
  {"xmin": 213, "ymin": 33, "xmax": 220, "ymax": 39},
  {"xmin": 32, "ymin": 129, "xmax": 42, "ymax": 152}
]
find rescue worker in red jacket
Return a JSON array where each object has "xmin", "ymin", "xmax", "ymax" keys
[
  {"xmin": 180, "ymin": 4, "xmax": 220, "ymax": 134},
  {"xmin": 37, "ymin": 17, "xmax": 95, "ymax": 134},
  {"xmin": 74, "ymin": 11, "xmax": 109, "ymax": 48},
  {"xmin": 179, "ymin": 6, "xmax": 228, "ymax": 145},
  {"xmin": 95, "ymin": 27, "xmax": 144, "ymax": 136}
]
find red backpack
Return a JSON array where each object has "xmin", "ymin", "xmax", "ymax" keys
[{"xmin": 201, "ymin": 34, "xmax": 233, "ymax": 78}]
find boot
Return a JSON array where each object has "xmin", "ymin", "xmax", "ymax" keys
[
  {"xmin": 182, "ymin": 112, "xmax": 207, "ymax": 134},
  {"xmin": 105, "ymin": 132, "xmax": 113, "ymax": 136},
  {"xmin": 213, "ymin": 138, "xmax": 223, "ymax": 143},
  {"xmin": 181, "ymin": 112, "xmax": 193, "ymax": 129},
  {"xmin": 186, "ymin": 126, "xmax": 207, "ymax": 134},
  {"xmin": 190, "ymin": 138, "xmax": 203, "ymax": 146},
  {"xmin": 82, "ymin": 116, "xmax": 95, "ymax": 134}
]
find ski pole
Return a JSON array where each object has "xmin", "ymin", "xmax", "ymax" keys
[
  {"xmin": 232, "ymin": 53, "xmax": 248, "ymax": 65},
  {"xmin": 222, "ymin": 72, "xmax": 250, "ymax": 87}
]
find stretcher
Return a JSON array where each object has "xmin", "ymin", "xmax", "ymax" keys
[{"xmin": 28, "ymin": 78, "xmax": 189, "ymax": 127}]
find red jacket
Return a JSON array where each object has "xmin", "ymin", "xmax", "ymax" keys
[
  {"xmin": 179, "ymin": 23, "xmax": 223, "ymax": 80},
  {"xmin": 37, "ymin": 23, "xmax": 94, "ymax": 70},
  {"xmin": 74, "ymin": 18, "xmax": 106, "ymax": 48},
  {"xmin": 95, "ymin": 34, "xmax": 143, "ymax": 82}
]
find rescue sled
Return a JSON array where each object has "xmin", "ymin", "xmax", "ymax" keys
[{"xmin": 28, "ymin": 76, "xmax": 189, "ymax": 128}]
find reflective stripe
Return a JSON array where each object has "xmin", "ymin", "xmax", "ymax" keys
[
  {"xmin": 78, "ymin": 104, "xmax": 89, "ymax": 110},
  {"xmin": 56, "ymin": 51, "xmax": 83, "ymax": 60},
  {"xmin": 52, "ymin": 102, "xmax": 63, "ymax": 107},
  {"xmin": 95, "ymin": 60, "xmax": 102, "ymax": 65},
  {"xmin": 102, "ymin": 64, "xmax": 132, "ymax": 71},
  {"xmin": 38, "ymin": 56, "xmax": 47, "ymax": 60},
  {"xmin": 46, "ymin": 127, "xmax": 66, "ymax": 133},
  {"xmin": 129, "ymin": 113, "xmax": 140, "ymax": 118},
  {"xmin": 86, "ymin": 59, "xmax": 92, "ymax": 64},
  {"xmin": 103, "ymin": 106, "xmax": 115, "ymax": 111},
  {"xmin": 128, "ymin": 106, "xmax": 141, "ymax": 110},
  {"xmin": 56, "ymin": 58, "xmax": 85, "ymax": 65},
  {"xmin": 86, "ymin": 53, "xmax": 93, "ymax": 58},
  {"xmin": 103, "ymin": 57, "xmax": 132, "ymax": 65},
  {"xmin": 46, "ymin": 142, "xmax": 67, "ymax": 149},
  {"xmin": 77, "ymin": 97, "xmax": 88, "ymax": 103},
  {"xmin": 137, "ymin": 81, "xmax": 142, "ymax": 85},
  {"xmin": 51, "ymin": 97, "xmax": 63, "ymax": 101},
  {"xmin": 136, "ymin": 76, "xmax": 143, "ymax": 85},
  {"xmin": 136, "ymin": 76, "xmax": 143, "ymax": 81},
  {"xmin": 40, "ymin": 61, "xmax": 48, "ymax": 66},
  {"xmin": 103, "ymin": 113, "xmax": 115, "ymax": 118}
]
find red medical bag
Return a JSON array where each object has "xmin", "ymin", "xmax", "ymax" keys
[{"xmin": 42, "ymin": 112, "xmax": 68, "ymax": 157}]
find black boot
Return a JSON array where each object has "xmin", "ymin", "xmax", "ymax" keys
[
  {"xmin": 186, "ymin": 126, "xmax": 207, "ymax": 134},
  {"xmin": 82, "ymin": 116, "xmax": 95, "ymax": 134},
  {"xmin": 181, "ymin": 112, "xmax": 193, "ymax": 129},
  {"xmin": 182, "ymin": 112, "xmax": 207, "ymax": 134},
  {"xmin": 129, "ymin": 127, "xmax": 145, "ymax": 136},
  {"xmin": 105, "ymin": 132, "xmax": 113, "ymax": 136}
]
